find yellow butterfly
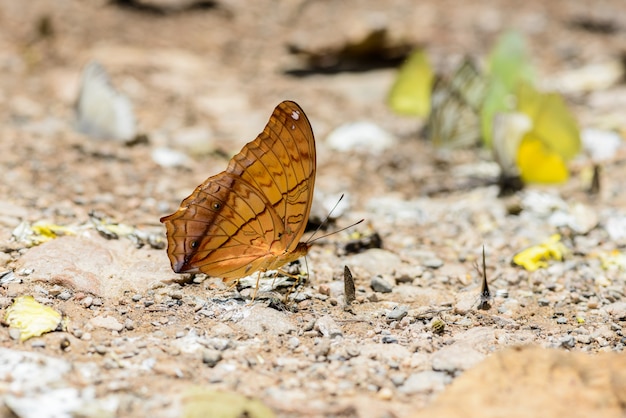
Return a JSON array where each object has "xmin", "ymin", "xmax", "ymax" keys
[
  {"xmin": 492, "ymin": 83, "xmax": 581, "ymax": 185},
  {"xmin": 387, "ymin": 49, "xmax": 434, "ymax": 118}
]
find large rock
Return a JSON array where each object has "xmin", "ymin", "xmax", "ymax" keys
[
  {"xmin": 16, "ymin": 232, "xmax": 176, "ymax": 298},
  {"xmin": 411, "ymin": 345, "xmax": 626, "ymax": 418}
]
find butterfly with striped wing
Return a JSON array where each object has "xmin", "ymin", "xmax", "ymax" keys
[{"xmin": 160, "ymin": 101, "xmax": 316, "ymax": 284}]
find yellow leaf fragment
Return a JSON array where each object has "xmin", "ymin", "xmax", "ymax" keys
[
  {"xmin": 600, "ymin": 250, "xmax": 626, "ymax": 271},
  {"xmin": 12, "ymin": 221, "xmax": 75, "ymax": 246},
  {"xmin": 513, "ymin": 234, "xmax": 567, "ymax": 271},
  {"xmin": 31, "ymin": 222, "xmax": 75, "ymax": 240},
  {"xmin": 4, "ymin": 296, "xmax": 64, "ymax": 342}
]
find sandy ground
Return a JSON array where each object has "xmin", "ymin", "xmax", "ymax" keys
[{"xmin": 1, "ymin": 0, "xmax": 626, "ymax": 417}]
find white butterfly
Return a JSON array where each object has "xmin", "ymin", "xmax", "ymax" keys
[
  {"xmin": 75, "ymin": 61, "xmax": 136, "ymax": 142},
  {"xmin": 428, "ymin": 59, "xmax": 487, "ymax": 148}
]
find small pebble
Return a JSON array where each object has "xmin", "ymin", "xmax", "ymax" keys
[
  {"xmin": 382, "ymin": 335, "xmax": 398, "ymax": 344},
  {"xmin": 31, "ymin": 339, "xmax": 46, "ymax": 348},
  {"xmin": 326, "ymin": 121, "xmax": 396, "ymax": 154},
  {"xmin": 208, "ymin": 338, "xmax": 230, "ymax": 351},
  {"xmin": 371, "ymin": 275, "xmax": 393, "ymax": 293},
  {"xmin": 57, "ymin": 290, "xmax": 72, "ymax": 301},
  {"xmin": 318, "ymin": 285, "xmax": 330, "ymax": 296},
  {"xmin": 560, "ymin": 335, "xmax": 575, "ymax": 348},
  {"xmin": 423, "ymin": 258, "xmax": 444, "ymax": 269},
  {"xmin": 387, "ymin": 306, "xmax": 408, "ymax": 321},
  {"xmin": 377, "ymin": 387, "xmax": 393, "ymax": 400},
  {"xmin": 95, "ymin": 345, "xmax": 108, "ymax": 355},
  {"xmin": 81, "ymin": 296, "xmax": 94, "ymax": 308},
  {"xmin": 8, "ymin": 328, "xmax": 22, "ymax": 340},
  {"xmin": 170, "ymin": 290, "xmax": 183, "ymax": 300},
  {"xmin": 132, "ymin": 294, "xmax": 142, "ymax": 302},
  {"xmin": 556, "ymin": 317, "xmax": 568, "ymax": 324},
  {"xmin": 151, "ymin": 147, "xmax": 190, "ymax": 168},
  {"xmin": 124, "ymin": 319, "xmax": 135, "ymax": 330},
  {"xmin": 315, "ymin": 315, "xmax": 343, "ymax": 338},
  {"xmin": 390, "ymin": 373, "xmax": 406, "ymax": 386},
  {"xmin": 90, "ymin": 315, "xmax": 124, "ymax": 332},
  {"xmin": 400, "ymin": 371, "xmax": 451, "ymax": 394},
  {"xmin": 346, "ymin": 345, "xmax": 361, "ymax": 358},
  {"xmin": 314, "ymin": 338, "xmax": 331, "ymax": 357},
  {"xmin": 202, "ymin": 349, "xmax": 222, "ymax": 367},
  {"xmin": 287, "ymin": 337, "xmax": 300, "ymax": 350},
  {"xmin": 48, "ymin": 285, "xmax": 63, "ymax": 296}
]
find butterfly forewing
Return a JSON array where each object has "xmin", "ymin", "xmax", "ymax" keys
[
  {"xmin": 227, "ymin": 101, "xmax": 316, "ymax": 252},
  {"xmin": 160, "ymin": 101, "xmax": 316, "ymax": 280}
]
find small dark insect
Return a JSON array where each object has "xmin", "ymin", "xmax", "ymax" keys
[
  {"xmin": 344, "ymin": 265, "xmax": 356, "ymax": 305},
  {"xmin": 431, "ymin": 318, "xmax": 445, "ymax": 334},
  {"xmin": 477, "ymin": 245, "xmax": 492, "ymax": 310},
  {"xmin": 589, "ymin": 164, "xmax": 601, "ymax": 195},
  {"xmin": 60, "ymin": 336, "xmax": 71, "ymax": 351},
  {"xmin": 344, "ymin": 231, "xmax": 383, "ymax": 254}
]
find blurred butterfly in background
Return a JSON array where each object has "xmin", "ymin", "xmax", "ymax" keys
[
  {"xmin": 387, "ymin": 48, "xmax": 435, "ymax": 118},
  {"xmin": 491, "ymin": 112, "xmax": 530, "ymax": 194},
  {"xmin": 75, "ymin": 61, "xmax": 137, "ymax": 142},
  {"xmin": 491, "ymin": 83, "xmax": 581, "ymax": 188},
  {"xmin": 427, "ymin": 59, "xmax": 488, "ymax": 148}
]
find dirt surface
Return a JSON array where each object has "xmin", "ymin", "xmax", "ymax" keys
[{"xmin": 1, "ymin": 1, "xmax": 626, "ymax": 417}]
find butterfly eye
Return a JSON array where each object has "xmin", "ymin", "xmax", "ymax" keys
[
  {"xmin": 212, "ymin": 202, "xmax": 221, "ymax": 210},
  {"xmin": 190, "ymin": 240, "xmax": 198, "ymax": 249}
]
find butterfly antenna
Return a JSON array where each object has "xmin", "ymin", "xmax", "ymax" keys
[
  {"xmin": 306, "ymin": 194, "xmax": 344, "ymax": 242},
  {"xmin": 307, "ymin": 219, "xmax": 364, "ymax": 244},
  {"xmin": 306, "ymin": 194, "xmax": 364, "ymax": 243}
]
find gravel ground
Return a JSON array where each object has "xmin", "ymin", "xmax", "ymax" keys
[{"xmin": 1, "ymin": 1, "xmax": 626, "ymax": 417}]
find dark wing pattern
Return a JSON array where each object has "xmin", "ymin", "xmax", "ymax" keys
[{"xmin": 428, "ymin": 59, "xmax": 487, "ymax": 148}]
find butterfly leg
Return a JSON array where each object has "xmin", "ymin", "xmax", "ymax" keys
[
  {"xmin": 225, "ymin": 278, "xmax": 240, "ymax": 291},
  {"xmin": 250, "ymin": 271, "xmax": 262, "ymax": 302},
  {"xmin": 277, "ymin": 268, "xmax": 307, "ymax": 303}
]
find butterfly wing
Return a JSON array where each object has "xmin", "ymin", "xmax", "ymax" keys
[
  {"xmin": 76, "ymin": 61, "xmax": 136, "ymax": 141},
  {"xmin": 227, "ymin": 101, "xmax": 316, "ymax": 254},
  {"xmin": 428, "ymin": 59, "xmax": 487, "ymax": 148},
  {"xmin": 450, "ymin": 59, "xmax": 487, "ymax": 109},
  {"xmin": 160, "ymin": 101, "xmax": 316, "ymax": 279}
]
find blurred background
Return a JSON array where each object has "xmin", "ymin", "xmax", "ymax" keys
[{"xmin": 1, "ymin": 0, "xmax": 625, "ymax": 226}]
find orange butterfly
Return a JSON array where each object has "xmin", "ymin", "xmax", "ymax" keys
[{"xmin": 160, "ymin": 101, "xmax": 316, "ymax": 284}]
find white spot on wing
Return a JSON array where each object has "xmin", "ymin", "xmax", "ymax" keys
[
  {"xmin": 291, "ymin": 124, "xmax": 296, "ymax": 130},
  {"xmin": 291, "ymin": 110, "xmax": 300, "ymax": 120}
]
